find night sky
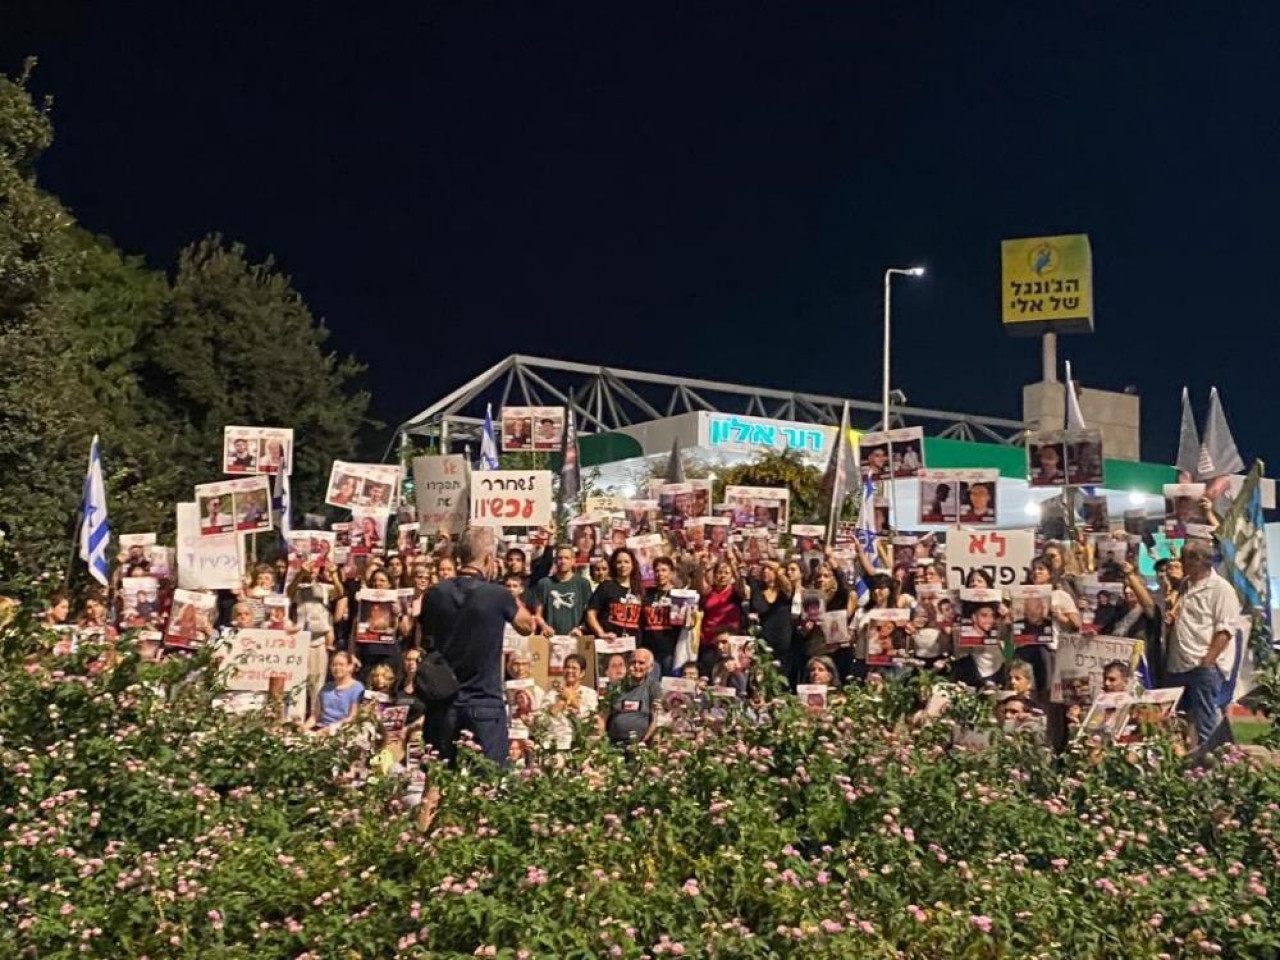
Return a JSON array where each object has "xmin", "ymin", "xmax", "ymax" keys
[{"xmin": 7, "ymin": 4, "xmax": 1278, "ymax": 466}]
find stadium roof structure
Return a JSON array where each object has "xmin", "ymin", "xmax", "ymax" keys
[{"xmin": 395, "ymin": 354, "xmax": 1029, "ymax": 453}]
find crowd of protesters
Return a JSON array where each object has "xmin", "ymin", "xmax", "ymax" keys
[{"xmin": 23, "ymin": 486, "xmax": 1243, "ymax": 773}]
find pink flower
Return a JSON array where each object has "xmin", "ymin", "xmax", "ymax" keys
[
  {"xmin": 971, "ymin": 915, "xmax": 994, "ymax": 933},
  {"xmin": 682, "ymin": 878, "xmax": 701, "ymax": 897},
  {"xmin": 60, "ymin": 903, "xmax": 74, "ymax": 916}
]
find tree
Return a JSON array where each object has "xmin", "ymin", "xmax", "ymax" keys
[{"xmin": 142, "ymin": 236, "xmax": 376, "ymax": 514}]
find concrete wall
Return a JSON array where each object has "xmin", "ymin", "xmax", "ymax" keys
[{"xmin": 1023, "ymin": 381, "xmax": 1141, "ymax": 461}]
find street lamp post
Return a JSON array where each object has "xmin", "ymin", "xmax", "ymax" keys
[{"xmin": 882, "ymin": 266, "xmax": 926, "ymax": 430}]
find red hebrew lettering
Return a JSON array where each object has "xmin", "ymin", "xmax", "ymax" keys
[
  {"xmin": 521, "ymin": 498, "xmax": 535, "ymax": 519},
  {"xmin": 968, "ymin": 534, "xmax": 987, "ymax": 554},
  {"xmin": 505, "ymin": 498, "xmax": 521, "ymax": 517},
  {"xmin": 989, "ymin": 533, "xmax": 1007, "ymax": 558}
]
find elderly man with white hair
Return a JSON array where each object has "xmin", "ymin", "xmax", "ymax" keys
[{"xmin": 1164, "ymin": 538, "xmax": 1240, "ymax": 746}]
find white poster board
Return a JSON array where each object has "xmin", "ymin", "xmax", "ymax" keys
[
  {"xmin": 945, "ymin": 527, "xmax": 1035, "ymax": 590},
  {"xmin": 412, "ymin": 455, "xmax": 471, "ymax": 535},
  {"xmin": 470, "ymin": 470, "xmax": 554, "ymax": 527},
  {"xmin": 220, "ymin": 628, "xmax": 310, "ymax": 695},
  {"xmin": 176, "ymin": 502, "xmax": 242, "ymax": 591}
]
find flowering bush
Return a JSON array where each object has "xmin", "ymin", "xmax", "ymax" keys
[{"xmin": 3, "ymin": 621, "xmax": 1279, "ymax": 959}]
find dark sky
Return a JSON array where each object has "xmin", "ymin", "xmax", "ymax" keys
[{"xmin": 6, "ymin": 3, "xmax": 1277, "ymax": 466}]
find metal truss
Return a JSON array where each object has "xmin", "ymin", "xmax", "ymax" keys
[{"xmin": 394, "ymin": 354, "xmax": 1029, "ymax": 454}]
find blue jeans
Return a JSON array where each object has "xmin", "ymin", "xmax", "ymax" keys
[{"xmin": 1168, "ymin": 666, "xmax": 1224, "ymax": 745}]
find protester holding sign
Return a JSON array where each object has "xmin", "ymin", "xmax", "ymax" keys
[
  {"xmin": 585, "ymin": 548, "xmax": 644, "ymax": 640},
  {"xmin": 696, "ymin": 554, "xmax": 747, "ymax": 680}
]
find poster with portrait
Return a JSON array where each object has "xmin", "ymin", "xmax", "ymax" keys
[
  {"xmin": 957, "ymin": 470, "xmax": 999, "ymax": 527},
  {"xmin": 821, "ymin": 609, "xmax": 851, "ymax": 648},
  {"xmin": 546, "ymin": 635, "xmax": 577, "ymax": 681},
  {"xmin": 354, "ymin": 588, "xmax": 399, "ymax": 644},
  {"xmin": 1113, "ymin": 687, "xmax": 1184, "ymax": 744},
  {"xmin": 326, "ymin": 461, "xmax": 402, "ymax": 513},
  {"xmin": 623, "ymin": 499, "xmax": 658, "ymax": 537},
  {"xmin": 1049, "ymin": 634, "xmax": 1143, "ymax": 705},
  {"xmin": 957, "ymin": 587, "xmax": 1002, "ymax": 648},
  {"xmin": 1010, "ymin": 584, "xmax": 1052, "ymax": 647},
  {"xmin": 395, "ymin": 522, "xmax": 420, "ymax": 561},
  {"xmin": 349, "ymin": 510, "xmax": 388, "ymax": 557},
  {"xmin": 195, "ymin": 476, "xmax": 272, "ymax": 537},
  {"xmin": 1078, "ymin": 577, "xmax": 1121, "ymax": 633},
  {"xmin": 1163, "ymin": 483, "xmax": 1210, "ymax": 539},
  {"xmin": 865, "ymin": 608, "xmax": 909, "ymax": 666},
  {"xmin": 223, "ymin": 426, "xmax": 294, "ymax": 475},
  {"xmin": 858, "ymin": 427, "xmax": 926, "ymax": 481},
  {"xmin": 916, "ymin": 470, "xmax": 959, "ymax": 525},
  {"xmin": 625, "ymin": 533, "xmax": 665, "ymax": 588},
  {"xmin": 660, "ymin": 677, "xmax": 701, "ymax": 719},
  {"xmin": 915, "ymin": 583, "xmax": 955, "ymax": 630},
  {"xmin": 797, "ymin": 683, "xmax": 828, "ymax": 710},
  {"xmin": 500, "ymin": 406, "xmax": 561, "ymax": 451},
  {"xmin": 1025, "ymin": 430, "xmax": 1068, "ymax": 487},
  {"xmin": 800, "ymin": 589, "xmax": 824, "ymax": 625},
  {"xmin": 121, "ymin": 576, "xmax": 165, "ymax": 629},
  {"xmin": 891, "ymin": 536, "xmax": 918, "ymax": 578},
  {"xmin": 1093, "ymin": 536, "xmax": 1131, "ymax": 583},
  {"xmin": 593, "ymin": 636, "xmax": 636, "ymax": 692},
  {"xmin": 164, "ymin": 589, "xmax": 217, "ymax": 649},
  {"xmin": 263, "ymin": 594, "xmax": 291, "ymax": 632},
  {"xmin": 1064, "ymin": 428, "xmax": 1105, "ymax": 487},
  {"xmin": 705, "ymin": 516, "xmax": 731, "ymax": 556},
  {"xmin": 1077, "ymin": 691, "xmax": 1133, "ymax": 741},
  {"xmin": 725, "ymin": 485, "xmax": 790, "ymax": 533},
  {"xmin": 569, "ymin": 517, "xmax": 603, "ymax": 563},
  {"xmin": 120, "ymin": 532, "xmax": 157, "ymax": 568},
  {"xmin": 505, "ymin": 678, "xmax": 541, "ymax": 724},
  {"xmin": 859, "ymin": 431, "xmax": 891, "ymax": 482},
  {"xmin": 668, "ymin": 588, "xmax": 699, "ymax": 627},
  {"xmin": 1081, "ymin": 495, "xmax": 1110, "ymax": 533}
]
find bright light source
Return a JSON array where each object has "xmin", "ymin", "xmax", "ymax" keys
[
  {"xmin": 908, "ymin": 266, "xmax": 926, "ymax": 277},
  {"xmin": 1127, "ymin": 491, "xmax": 1145, "ymax": 506},
  {"xmin": 1024, "ymin": 500, "xmax": 1042, "ymax": 518}
]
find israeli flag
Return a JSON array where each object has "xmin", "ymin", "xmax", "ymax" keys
[
  {"xmin": 273, "ymin": 467, "xmax": 292, "ymax": 540},
  {"xmin": 78, "ymin": 435, "xmax": 111, "ymax": 586},
  {"xmin": 480, "ymin": 403, "xmax": 500, "ymax": 470}
]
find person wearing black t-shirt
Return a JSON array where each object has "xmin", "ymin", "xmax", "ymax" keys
[
  {"xmin": 748, "ymin": 560, "xmax": 796, "ymax": 683},
  {"xmin": 585, "ymin": 548, "xmax": 643, "ymax": 639},
  {"xmin": 419, "ymin": 529, "xmax": 534, "ymax": 765},
  {"xmin": 640, "ymin": 556, "xmax": 682, "ymax": 677}
]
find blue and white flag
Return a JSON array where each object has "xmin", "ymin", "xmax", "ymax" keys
[
  {"xmin": 480, "ymin": 404, "xmax": 500, "ymax": 471},
  {"xmin": 78, "ymin": 435, "xmax": 111, "ymax": 587},
  {"xmin": 852, "ymin": 474, "xmax": 880, "ymax": 602},
  {"xmin": 273, "ymin": 467, "xmax": 292, "ymax": 540}
]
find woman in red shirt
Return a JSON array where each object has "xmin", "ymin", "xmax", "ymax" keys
[{"xmin": 697, "ymin": 553, "xmax": 747, "ymax": 679}]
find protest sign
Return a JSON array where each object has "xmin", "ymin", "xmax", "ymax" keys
[
  {"xmin": 412, "ymin": 455, "xmax": 470, "ymax": 535},
  {"xmin": 501, "ymin": 406, "xmax": 564, "ymax": 452},
  {"xmin": 1010, "ymin": 584, "xmax": 1052, "ymax": 646},
  {"xmin": 221, "ymin": 628, "xmax": 309, "ymax": 696},
  {"xmin": 1026, "ymin": 431, "xmax": 1068, "ymax": 487},
  {"xmin": 593, "ymin": 636, "xmax": 636, "ymax": 692},
  {"xmin": 1050, "ymin": 634, "xmax": 1143, "ymax": 705},
  {"xmin": 724, "ymin": 485, "xmax": 790, "ymax": 532},
  {"xmin": 626, "ymin": 533, "xmax": 665, "ymax": 587},
  {"xmin": 223, "ymin": 425, "xmax": 294, "ymax": 475},
  {"xmin": 121, "ymin": 576, "xmax": 165, "ymax": 629},
  {"xmin": 866, "ymin": 608, "xmax": 909, "ymax": 665},
  {"xmin": 797, "ymin": 684, "xmax": 828, "ymax": 710},
  {"xmin": 859, "ymin": 427, "xmax": 925, "ymax": 481},
  {"xmin": 165, "ymin": 588, "xmax": 217, "ymax": 649},
  {"xmin": 176, "ymin": 502, "xmax": 242, "ymax": 591},
  {"xmin": 355, "ymin": 588, "xmax": 399, "ymax": 644},
  {"xmin": 326, "ymin": 461, "xmax": 401, "ymax": 512},
  {"xmin": 957, "ymin": 588, "xmax": 1003, "ymax": 648},
  {"xmin": 1063, "ymin": 428, "xmax": 1105, "ymax": 486},
  {"xmin": 918, "ymin": 470, "xmax": 961, "ymax": 525},
  {"xmin": 147, "ymin": 546, "xmax": 174, "ymax": 578},
  {"xmin": 1164, "ymin": 483, "xmax": 1210, "ymax": 539},
  {"xmin": 945, "ymin": 527, "xmax": 1035, "ymax": 589},
  {"xmin": 470, "ymin": 470, "xmax": 553, "ymax": 527},
  {"xmin": 958, "ymin": 470, "xmax": 999, "ymax": 526},
  {"xmin": 120, "ymin": 533, "xmax": 156, "ymax": 566},
  {"xmin": 350, "ymin": 511, "xmax": 388, "ymax": 556},
  {"xmin": 1082, "ymin": 495, "xmax": 1109, "ymax": 533},
  {"xmin": 194, "ymin": 476, "xmax": 272, "ymax": 537}
]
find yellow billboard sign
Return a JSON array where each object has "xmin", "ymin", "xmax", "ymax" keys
[{"xmin": 1001, "ymin": 234, "xmax": 1093, "ymax": 335}]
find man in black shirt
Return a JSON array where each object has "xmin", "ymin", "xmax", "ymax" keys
[{"xmin": 420, "ymin": 529, "xmax": 534, "ymax": 765}]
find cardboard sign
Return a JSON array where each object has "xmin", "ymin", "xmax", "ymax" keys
[
  {"xmin": 470, "ymin": 470, "xmax": 553, "ymax": 527},
  {"xmin": 325, "ymin": 461, "xmax": 401, "ymax": 513},
  {"xmin": 194, "ymin": 476, "xmax": 273, "ymax": 537},
  {"xmin": 501, "ymin": 406, "xmax": 564, "ymax": 452},
  {"xmin": 221, "ymin": 628, "xmax": 310, "ymax": 695},
  {"xmin": 176, "ymin": 502, "xmax": 242, "ymax": 591},
  {"xmin": 1050, "ymin": 634, "xmax": 1143, "ymax": 705},
  {"xmin": 223, "ymin": 425, "xmax": 294, "ymax": 475},
  {"xmin": 946, "ymin": 527, "xmax": 1035, "ymax": 590},
  {"xmin": 412, "ymin": 455, "xmax": 471, "ymax": 535}
]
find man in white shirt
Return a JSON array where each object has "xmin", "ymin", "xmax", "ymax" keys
[{"xmin": 1165, "ymin": 539, "xmax": 1241, "ymax": 745}]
